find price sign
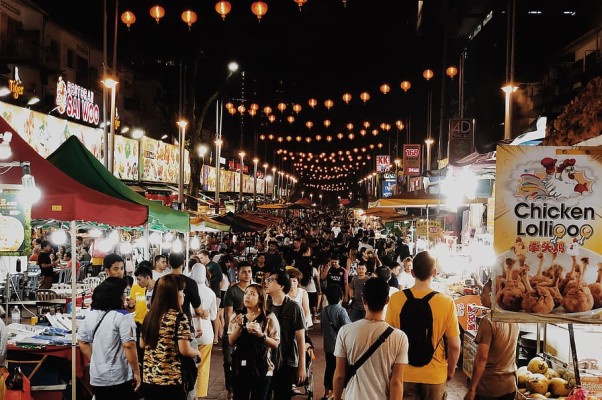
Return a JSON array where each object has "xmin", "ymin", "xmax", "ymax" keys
[{"xmin": 403, "ymin": 144, "xmax": 421, "ymax": 176}]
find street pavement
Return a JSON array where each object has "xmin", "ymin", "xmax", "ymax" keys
[{"xmin": 203, "ymin": 322, "xmax": 470, "ymax": 399}]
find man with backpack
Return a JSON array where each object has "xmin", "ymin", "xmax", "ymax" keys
[
  {"xmin": 385, "ymin": 251, "xmax": 460, "ymax": 399},
  {"xmin": 333, "ymin": 278, "xmax": 408, "ymax": 400}
]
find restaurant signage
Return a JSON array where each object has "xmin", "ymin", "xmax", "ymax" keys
[
  {"xmin": 55, "ymin": 76, "xmax": 100, "ymax": 125},
  {"xmin": 0, "ymin": 188, "xmax": 29, "ymax": 255},
  {"xmin": 376, "ymin": 155, "xmax": 390, "ymax": 172},
  {"xmin": 113, "ymin": 135, "xmax": 139, "ymax": 180},
  {"xmin": 402, "ymin": 144, "xmax": 421, "ymax": 176},
  {"xmin": 8, "ymin": 67, "xmax": 24, "ymax": 99},
  {"xmin": 140, "ymin": 137, "xmax": 180, "ymax": 183},
  {"xmin": 382, "ymin": 180, "xmax": 395, "ymax": 198},
  {"xmin": 492, "ymin": 145, "xmax": 602, "ymax": 324}
]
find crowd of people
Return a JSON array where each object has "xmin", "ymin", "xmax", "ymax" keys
[{"xmin": 38, "ymin": 207, "xmax": 517, "ymax": 400}]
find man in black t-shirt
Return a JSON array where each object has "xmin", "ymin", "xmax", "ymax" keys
[{"xmin": 38, "ymin": 240, "xmax": 58, "ymax": 289}]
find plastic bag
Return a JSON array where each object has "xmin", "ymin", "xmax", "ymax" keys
[{"xmin": 565, "ymin": 387, "xmax": 588, "ymax": 400}]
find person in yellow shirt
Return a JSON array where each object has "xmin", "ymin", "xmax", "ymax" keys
[
  {"xmin": 129, "ymin": 263, "xmax": 155, "ymax": 361},
  {"xmin": 385, "ymin": 250, "xmax": 460, "ymax": 400}
]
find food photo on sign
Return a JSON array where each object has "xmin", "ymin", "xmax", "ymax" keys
[{"xmin": 492, "ymin": 145, "xmax": 602, "ymax": 324}]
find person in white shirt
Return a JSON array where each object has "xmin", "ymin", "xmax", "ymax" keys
[
  {"xmin": 398, "ymin": 257, "xmax": 415, "ymax": 289},
  {"xmin": 190, "ymin": 262, "xmax": 218, "ymax": 399}
]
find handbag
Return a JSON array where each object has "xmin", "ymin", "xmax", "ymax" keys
[
  {"xmin": 174, "ymin": 313, "xmax": 199, "ymax": 392},
  {"xmin": 344, "ymin": 326, "xmax": 394, "ymax": 387}
]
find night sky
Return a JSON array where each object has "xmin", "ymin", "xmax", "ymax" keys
[{"xmin": 29, "ymin": 0, "xmax": 602, "ymax": 190}]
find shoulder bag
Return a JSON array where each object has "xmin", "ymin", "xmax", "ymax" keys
[
  {"xmin": 344, "ymin": 325, "xmax": 394, "ymax": 387},
  {"xmin": 174, "ymin": 312, "xmax": 199, "ymax": 392}
]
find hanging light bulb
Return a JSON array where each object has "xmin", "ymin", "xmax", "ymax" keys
[
  {"xmin": 149, "ymin": 5, "xmax": 165, "ymax": 23},
  {"xmin": 400, "ymin": 81, "xmax": 411, "ymax": 92},
  {"xmin": 181, "ymin": 10, "xmax": 198, "ymax": 30},
  {"xmin": 360, "ymin": 92, "xmax": 370, "ymax": 103},
  {"xmin": 308, "ymin": 98, "xmax": 317, "ymax": 108},
  {"xmin": 380, "ymin": 83, "xmax": 391, "ymax": 94},
  {"xmin": 251, "ymin": 1, "xmax": 268, "ymax": 21},
  {"xmin": 294, "ymin": 0, "xmax": 307, "ymax": 10}
]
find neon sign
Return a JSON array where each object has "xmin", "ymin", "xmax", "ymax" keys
[{"xmin": 55, "ymin": 77, "xmax": 100, "ymax": 125}]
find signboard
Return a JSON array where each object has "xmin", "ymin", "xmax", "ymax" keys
[
  {"xmin": 492, "ymin": 145, "xmax": 602, "ymax": 324},
  {"xmin": 0, "ymin": 101, "xmax": 103, "ymax": 159},
  {"xmin": 55, "ymin": 77, "xmax": 101, "ymax": 125},
  {"xmin": 415, "ymin": 219, "xmax": 442, "ymax": 238},
  {"xmin": 376, "ymin": 155, "xmax": 390, "ymax": 172},
  {"xmin": 403, "ymin": 144, "xmax": 421, "ymax": 176},
  {"xmin": 8, "ymin": 67, "xmax": 24, "ymax": 99},
  {"xmin": 140, "ymin": 137, "xmax": 180, "ymax": 183},
  {"xmin": 0, "ymin": 189, "xmax": 29, "ymax": 255},
  {"xmin": 381, "ymin": 180, "xmax": 395, "ymax": 198},
  {"xmin": 113, "ymin": 135, "xmax": 139, "ymax": 180},
  {"xmin": 448, "ymin": 118, "xmax": 475, "ymax": 165}
]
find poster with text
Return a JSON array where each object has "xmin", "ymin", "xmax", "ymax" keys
[
  {"xmin": 492, "ymin": 145, "xmax": 602, "ymax": 324},
  {"xmin": 0, "ymin": 189, "xmax": 30, "ymax": 255}
]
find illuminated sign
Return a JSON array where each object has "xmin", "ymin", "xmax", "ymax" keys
[
  {"xmin": 8, "ymin": 66, "xmax": 24, "ymax": 99},
  {"xmin": 376, "ymin": 155, "xmax": 390, "ymax": 172},
  {"xmin": 55, "ymin": 76, "xmax": 100, "ymax": 125},
  {"xmin": 403, "ymin": 144, "xmax": 421, "ymax": 176}
]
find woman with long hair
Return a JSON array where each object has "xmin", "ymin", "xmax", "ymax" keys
[
  {"xmin": 287, "ymin": 268, "xmax": 312, "ymax": 329},
  {"xmin": 140, "ymin": 274, "xmax": 200, "ymax": 400},
  {"xmin": 228, "ymin": 283, "xmax": 280, "ymax": 400},
  {"xmin": 296, "ymin": 246, "xmax": 321, "ymax": 325},
  {"xmin": 77, "ymin": 277, "xmax": 140, "ymax": 399}
]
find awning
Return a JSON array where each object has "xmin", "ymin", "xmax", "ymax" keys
[
  {"xmin": 190, "ymin": 215, "xmax": 230, "ymax": 232},
  {"xmin": 370, "ymin": 190, "xmax": 487, "ymax": 208},
  {"xmin": 0, "ymin": 116, "xmax": 148, "ymax": 227},
  {"xmin": 213, "ymin": 212, "xmax": 265, "ymax": 232},
  {"xmin": 257, "ymin": 204, "xmax": 288, "ymax": 210},
  {"xmin": 47, "ymin": 136, "xmax": 190, "ymax": 232}
]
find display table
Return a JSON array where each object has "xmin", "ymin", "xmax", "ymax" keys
[{"xmin": 7, "ymin": 345, "xmax": 87, "ymax": 400}]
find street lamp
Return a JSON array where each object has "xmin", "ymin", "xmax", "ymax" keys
[
  {"xmin": 215, "ymin": 137, "xmax": 223, "ymax": 213},
  {"xmin": 177, "ymin": 119, "xmax": 188, "ymax": 208},
  {"xmin": 252, "ymin": 158, "xmax": 258, "ymax": 208},
  {"xmin": 238, "ymin": 151, "xmax": 245, "ymax": 206},
  {"xmin": 502, "ymin": 84, "xmax": 518, "ymax": 140},
  {"xmin": 263, "ymin": 163, "xmax": 268, "ymax": 198},
  {"xmin": 271, "ymin": 167, "xmax": 277, "ymax": 200},
  {"xmin": 425, "ymin": 138, "xmax": 434, "ymax": 172},
  {"xmin": 319, "ymin": 194, "xmax": 323, "ymax": 207},
  {"xmin": 394, "ymin": 158, "xmax": 401, "ymax": 195},
  {"xmin": 277, "ymin": 171, "xmax": 283, "ymax": 200},
  {"xmin": 301, "ymin": 190, "xmax": 304, "ymax": 199},
  {"xmin": 310, "ymin": 193, "xmax": 313, "ymax": 203},
  {"xmin": 198, "ymin": 144, "xmax": 208, "ymax": 188},
  {"xmin": 102, "ymin": 77, "xmax": 118, "ymax": 173}
]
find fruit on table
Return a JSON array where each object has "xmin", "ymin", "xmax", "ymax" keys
[
  {"xmin": 544, "ymin": 368, "xmax": 560, "ymax": 380},
  {"xmin": 526, "ymin": 373, "xmax": 549, "ymax": 395},
  {"xmin": 528, "ymin": 356, "xmax": 549, "ymax": 374},
  {"xmin": 548, "ymin": 377, "xmax": 571, "ymax": 397},
  {"xmin": 518, "ymin": 369, "xmax": 532, "ymax": 388},
  {"xmin": 527, "ymin": 393, "xmax": 547, "ymax": 399}
]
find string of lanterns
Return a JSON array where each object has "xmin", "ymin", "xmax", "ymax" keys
[{"xmin": 120, "ymin": 0, "xmax": 350, "ymax": 29}]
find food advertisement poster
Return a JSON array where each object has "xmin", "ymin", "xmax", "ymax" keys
[
  {"xmin": 140, "ymin": 137, "xmax": 190, "ymax": 184},
  {"xmin": 492, "ymin": 145, "xmax": 602, "ymax": 324},
  {"xmin": 113, "ymin": 135, "xmax": 139, "ymax": 180},
  {"xmin": 0, "ymin": 189, "xmax": 30, "ymax": 255},
  {"xmin": 1, "ymin": 101, "xmax": 103, "ymax": 159}
]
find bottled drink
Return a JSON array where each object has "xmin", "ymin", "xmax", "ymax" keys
[{"xmin": 11, "ymin": 305, "xmax": 21, "ymax": 324}]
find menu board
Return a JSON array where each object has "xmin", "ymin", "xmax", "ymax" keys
[
  {"xmin": 0, "ymin": 189, "xmax": 29, "ymax": 255},
  {"xmin": 140, "ymin": 137, "xmax": 180, "ymax": 183},
  {"xmin": 202, "ymin": 165, "xmax": 267, "ymax": 194},
  {"xmin": 0, "ymin": 101, "xmax": 103, "ymax": 159},
  {"xmin": 492, "ymin": 145, "xmax": 602, "ymax": 324},
  {"xmin": 113, "ymin": 135, "xmax": 139, "ymax": 180}
]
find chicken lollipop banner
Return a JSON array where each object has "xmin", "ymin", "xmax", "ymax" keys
[{"xmin": 492, "ymin": 145, "xmax": 602, "ymax": 324}]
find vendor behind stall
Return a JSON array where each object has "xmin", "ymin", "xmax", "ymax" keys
[
  {"xmin": 38, "ymin": 240, "xmax": 59, "ymax": 289},
  {"xmin": 464, "ymin": 280, "xmax": 519, "ymax": 400}
]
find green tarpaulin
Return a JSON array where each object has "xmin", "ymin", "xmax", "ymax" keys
[{"xmin": 47, "ymin": 136, "xmax": 190, "ymax": 232}]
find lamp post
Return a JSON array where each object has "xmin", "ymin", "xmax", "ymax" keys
[
  {"xmin": 238, "ymin": 151, "xmax": 245, "ymax": 208},
  {"xmin": 252, "ymin": 158, "xmax": 258, "ymax": 208},
  {"xmin": 198, "ymin": 144, "xmax": 208, "ymax": 189},
  {"xmin": 394, "ymin": 158, "xmax": 401, "ymax": 195},
  {"xmin": 262, "ymin": 163, "xmax": 268, "ymax": 198},
  {"xmin": 502, "ymin": 84, "xmax": 518, "ymax": 140},
  {"xmin": 177, "ymin": 119, "xmax": 188, "ymax": 208},
  {"xmin": 271, "ymin": 167, "xmax": 277, "ymax": 200},
  {"xmin": 301, "ymin": 190, "xmax": 305, "ymax": 199},
  {"xmin": 102, "ymin": 77, "xmax": 118, "ymax": 173},
  {"xmin": 214, "ymin": 137, "xmax": 223, "ymax": 213},
  {"xmin": 277, "ymin": 171, "xmax": 283, "ymax": 201},
  {"xmin": 372, "ymin": 172, "xmax": 377, "ymax": 198},
  {"xmin": 425, "ymin": 138, "xmax": 434, "ymax": 172},
  {"xmin": 319, "ymin": 194, "xmax": 323, "ymax": 207}
]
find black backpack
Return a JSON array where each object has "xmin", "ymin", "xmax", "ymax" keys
[{"xmin": 399, "ymin": 289, "xmax": 439, "ymax": 367}]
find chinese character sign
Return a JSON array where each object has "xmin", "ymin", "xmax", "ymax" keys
[
  {"xmin": 0, "ymin": 189, "xmax": 30, "ymax": 255},
  {"xmin": 376, "ymin": 155, "xmax": 390, "ymax": 172},
  {"xmin": 492, "ymin": 145, "xmax": 602, "ymax": 324}
]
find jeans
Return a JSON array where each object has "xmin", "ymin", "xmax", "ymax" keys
[
  {"xmin": 323, "ymin": 352, "xmax": 336, "ymax": 391},
  {"xmin": 270, "ymin": 365, "xmax": 296, "ymax": 400},
  {"xmin": 222, "ymin": 332, "xmax": 233, "ymax": 391},
  {"xmin": 92, "ymin": 380, "xmax": 137, "ymax": 400},
  {"xmin": 403, "ymin": 382, "xmax": 447, "ymax": 399}
]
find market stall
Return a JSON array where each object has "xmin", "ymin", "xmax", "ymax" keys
[
  {"xmin": 491, "ymin": 145, "xmax": 602, "ymax": 398},
  {"xmin": 0, "ymin": 116, "xmax": 149, "ymax": 400}
]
